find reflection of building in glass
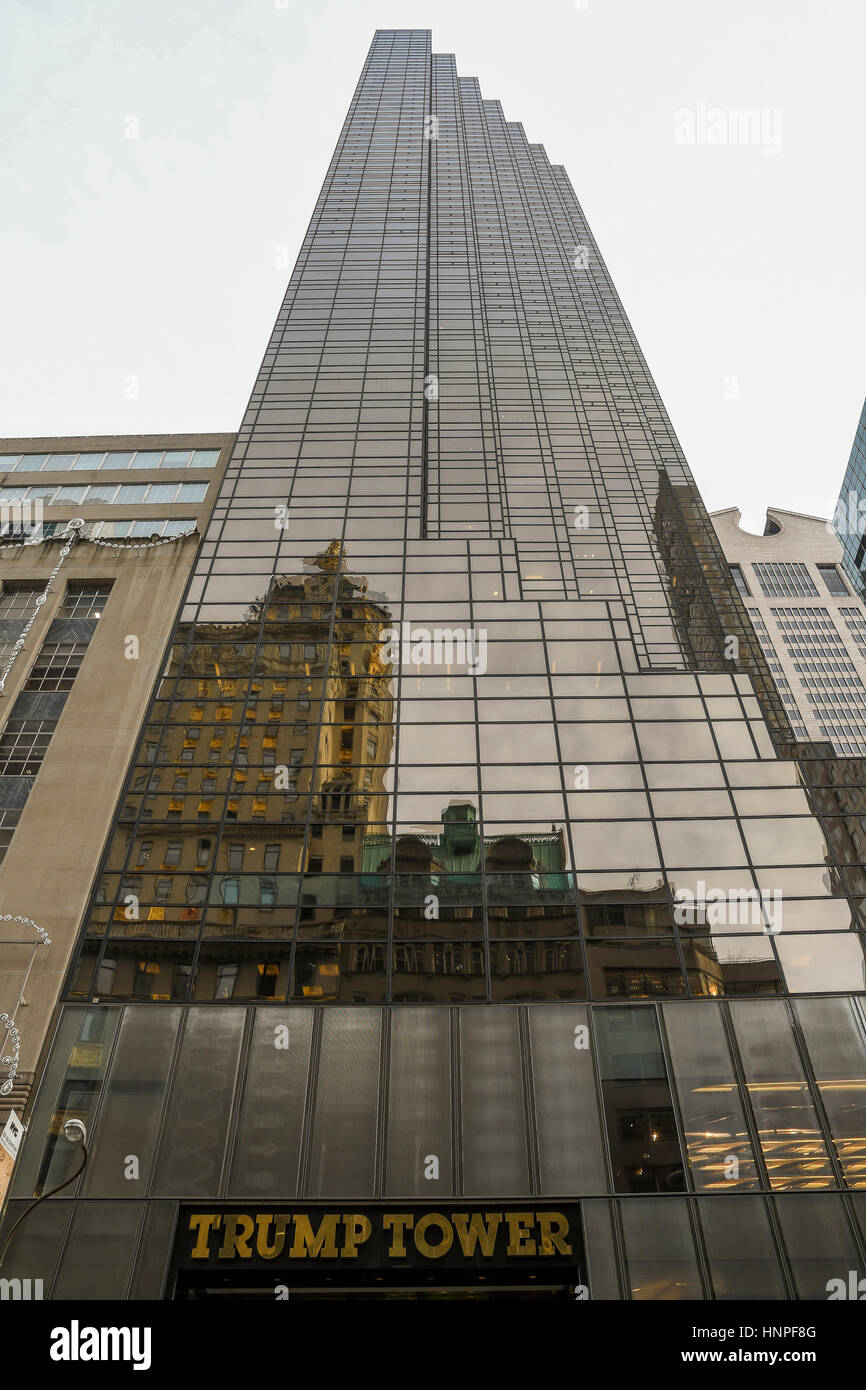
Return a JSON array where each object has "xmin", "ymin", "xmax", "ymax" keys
[
  {"xmin": 5, "ymin": 32, "xmax": 866, "ymax": 1302},
  {"xmin": 76, "ymin": 541, "xmax": 396, "ymax": 1005}
]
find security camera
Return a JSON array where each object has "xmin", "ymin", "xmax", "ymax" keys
[{"xmin": 63, "ymin": 1119, "xmax": 87, "ymax": 1145}]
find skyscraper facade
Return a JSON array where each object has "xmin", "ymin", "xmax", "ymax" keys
[{"xmin": 3, "ymin": 31, "xmax": 866, "ymax": 1301}]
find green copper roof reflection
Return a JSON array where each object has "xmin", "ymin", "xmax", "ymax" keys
[{"xmin": 361, "ymin": 802, "xmax": 570, "ymax": 890}]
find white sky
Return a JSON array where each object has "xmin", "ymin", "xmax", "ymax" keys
[{"xmin": 1, "ymin": 0, "xmax": 864, "ymax": 532}]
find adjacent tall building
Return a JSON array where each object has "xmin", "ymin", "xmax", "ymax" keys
[
  {"xmin": 0, "ymin": 434, "xmax": 232, "ymax": 1199},
  {"xmin": 3, "ymin": 31, "xmax": 866, "ymax": 1301},
  {"xmin": 713, "ymin": 505, "xmax": 866, "ymax": 755}
]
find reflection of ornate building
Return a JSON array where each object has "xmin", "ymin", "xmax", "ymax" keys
[
  {"xmin": 75, "ymin": 542, "xmax": 395, "ymax": 1004},
  {"xmin": 297, "ymin": 801, "xmax": 579, "ymax": 1002},
  {"xmin": 581, "ymin": 883, "xmax": 783, "ymax": 1001}
]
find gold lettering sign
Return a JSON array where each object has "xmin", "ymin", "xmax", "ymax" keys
[
  {"xmin": 452, "ymin": 1212, "xmax": 501, "ymax": 1256},
  {"xmin": 255, "ymin": 1214, "xmax": 291, "ymax": 1260},
  {"xmin": 218, "ymin": 1214, "xmax": 255, "ymax": 1259},
  {"xmin": 382, "ymin": 1213, "xmax": 413, "ymax": 1257},
  {"xmin": 414, "ymin": 1212, "xmax": 453, "ymax": 1260},
  {"xmin": 185, "ymin": 1209, "xmax": 574, "ymax": 1263},
  {"xmin": 290, "ymin": 1214, "xmax": 340, "ymax": 1259},
  {"xmin": 340, "ymin": 1214, "xmax": 372, "ymax": 1260}
]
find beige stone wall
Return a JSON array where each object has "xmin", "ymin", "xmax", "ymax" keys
[
  {"xmin": 0, "ymin": 539, "xmax": 196, "ymax": 1068},
  {"xmin": 712, "ymin": 506, "xmax": 846, "ymax": 567}
]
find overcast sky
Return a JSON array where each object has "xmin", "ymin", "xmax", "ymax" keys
[{"xmin": 1, "ymin": 0, "xmax": 863, "ymax": 531}]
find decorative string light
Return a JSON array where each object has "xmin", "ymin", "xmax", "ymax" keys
[
  {"xmin": 0, "ymin": 520, "xmax": 196, "ymax": 555},
  {"xmin": 88, "ymin": 526, "xmax": 196, "ymax": 551},
  {"xmin": 0, "ymin": 520, "xmax": 197, "ymax": 694},
  {"xmin": 0, "ymin": 523, "xmax": 83, "ymax": 694},
  {"xmin": 0, "ymin": 914, "xmax": 51, "ymax": 1097}
]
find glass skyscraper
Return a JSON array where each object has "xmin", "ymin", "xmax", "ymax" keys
[
  {"xmin": 4, "ymin": 29, "xmax": 866, "ymax": 1300},
  {"xmin": 834, "ymin": 397, "xmax": 866, "ymax": 598}
]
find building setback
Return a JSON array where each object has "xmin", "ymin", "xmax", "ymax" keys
[{"xmin": 2, "ymin": 31, "xmax": 866, "ymax": 1300}]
